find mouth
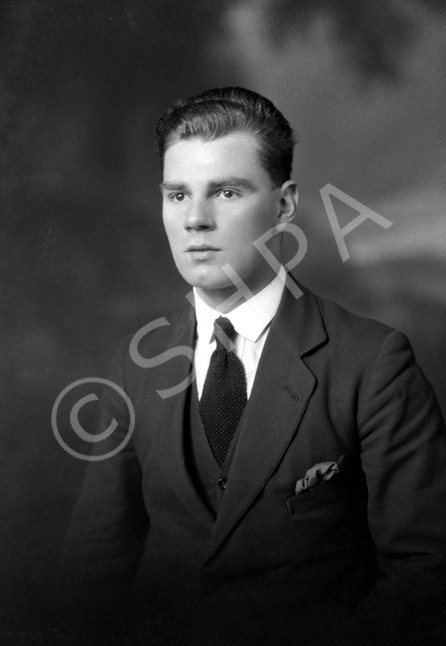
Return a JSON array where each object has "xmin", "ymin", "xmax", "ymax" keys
[
  {"xmin": 186, "ymin": 244, "xmax": 220, "ymax": 252},
  {"xmin": 186, "ymin": 244, "xmax": 220, "ymax": 262}
]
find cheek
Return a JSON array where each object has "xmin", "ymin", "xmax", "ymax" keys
[
  {"xmin": 163, "ymin": 217, "xmax": 181, "ymax": 244},
  {"xmin": 237, "ymin": 208, "xmax": 277, "ymax": 245}
]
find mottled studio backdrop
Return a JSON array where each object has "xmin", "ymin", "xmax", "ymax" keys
[{"xmin": 1, "ymin": 0, "xmax": 446, "ymax": 634}]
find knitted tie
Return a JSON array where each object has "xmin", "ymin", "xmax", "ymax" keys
[{"xmin": 199, "ymin": 317, "xmax": 247, "ymax": 468}]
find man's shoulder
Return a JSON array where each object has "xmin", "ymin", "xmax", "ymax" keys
[
  {"xmin": 314, "ymin": 291, "xmax": 392, "ymax": 337},
  {"xmin": 296, "ymin": 284, "xmax": 404, "ymax": 358},
  {"xmin": 126, "ymin": 302, "xmax": 194, "ymax": 350},
  {"xmin": 289, "ymin": 288, "xmax": 420, "ymax": 402},
  {"xmin": 112, "ymin": 302, "xmax": 194, "ymax": 375}
]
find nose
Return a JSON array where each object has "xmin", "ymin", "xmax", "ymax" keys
[{"xmin": 184, "ymin": 199, "xmax": 215, "ymax": 231}]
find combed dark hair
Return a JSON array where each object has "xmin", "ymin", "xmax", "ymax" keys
[{"xmin": 155, "ymin": 87, "xmax": 297, "ymax": 187}]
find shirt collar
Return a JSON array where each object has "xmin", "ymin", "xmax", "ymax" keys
[{"xmin": 194, "ymin": 265, "xmax": 287, "ymax": 344}]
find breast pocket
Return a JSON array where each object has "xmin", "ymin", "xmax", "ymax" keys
[{"xmin": 285, "ymin": 480, "xmax": 342, "ymax": 517}]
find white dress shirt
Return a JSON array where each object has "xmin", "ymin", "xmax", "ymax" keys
[{"xmin": 193, "ymin": 266, "xmax": 287, "ymax": 398}]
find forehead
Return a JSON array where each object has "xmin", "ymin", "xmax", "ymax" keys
[{"xmin": 163, "ymin": 132, "xmax": 268, "ymax": 182}]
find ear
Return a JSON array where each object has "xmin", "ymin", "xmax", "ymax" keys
[{"xmin": 274, "ymin": 180, "xmax": 298, "ymax": 232}]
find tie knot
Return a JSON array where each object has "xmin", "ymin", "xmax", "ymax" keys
[{"xmin": 214, "ymin": 317, "xmax": 235, "ymax": 351}]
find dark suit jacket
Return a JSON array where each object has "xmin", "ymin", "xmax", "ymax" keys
[{"xmin": 62, "ymin": 281, "xmax": 446, "ymax": 645}]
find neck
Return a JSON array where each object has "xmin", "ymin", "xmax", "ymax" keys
[{"xmin": 195, "ymin": 268, "xmax": 280, "ymax": 313}]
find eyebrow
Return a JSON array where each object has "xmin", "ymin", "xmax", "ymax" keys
[
  {"xmin": 159, "ymin": 177, "xmax": 256, "ymax": 193},
  {"xmin": 208, "ymin": 177, "xmax": 256, "ymax": 191},
  {"xmin": 159, "ymin": 181, "xmax": 188, "ymax": 192}
]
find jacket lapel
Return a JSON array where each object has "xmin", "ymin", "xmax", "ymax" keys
[
  {"xmin": 154, "ymin": 304, "xmax": 215, "ymax": 527},
  {"xmin": 209, "ymin": 284, "xmax": 327, "ymax": 555}
]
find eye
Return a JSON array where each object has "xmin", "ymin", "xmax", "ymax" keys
[
  {"xmin": 217, "ymin": 189, "xmax": 237, "ymax": 199},
  {"xmin": 169, "ymin": 192, "xmax": 187, "ymax": 202}
]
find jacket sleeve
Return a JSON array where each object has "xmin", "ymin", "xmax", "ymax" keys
[
  {"xmin": 340, "ymin": 330, "xmax": 446, "ymax": 644},
  {"xmin": 58, "ymin": 344, "xmax": 149, "ymax": 630}
]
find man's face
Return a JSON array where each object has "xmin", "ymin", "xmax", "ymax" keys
[{"xmin": 161, "ymin": 132, "xmax": 294, "ymax": 309}]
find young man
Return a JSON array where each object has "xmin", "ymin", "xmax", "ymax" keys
[{"xmin": 63, "ymin": 87, "xmax": 446, "ymax": 645}]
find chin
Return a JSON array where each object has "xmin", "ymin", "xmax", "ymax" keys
[
  {"xmin": 188, "ymin": 279, "xmax": 233, "ymax": 293},
  {"xmin": 181, "ymin": 268, "xmax": 233, "ymax": 291}
]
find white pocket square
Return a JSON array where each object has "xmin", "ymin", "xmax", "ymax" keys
[{"xmin": 295, "ymin": 455, "xmax": 346, "ymax": 494}]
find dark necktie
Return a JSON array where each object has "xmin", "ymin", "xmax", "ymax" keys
[{"xmin": 199, "ymin": 317, "xmax": 247, "ymax": 468}]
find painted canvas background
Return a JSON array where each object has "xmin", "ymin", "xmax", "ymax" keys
[{"xmin": 1, "ymin": 0, "xmax": 446, "ymax": 637}]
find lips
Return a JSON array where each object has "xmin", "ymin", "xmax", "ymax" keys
[{"xmin": 186, "ymin": 244, "xmax": 220, "ymax": 252}]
